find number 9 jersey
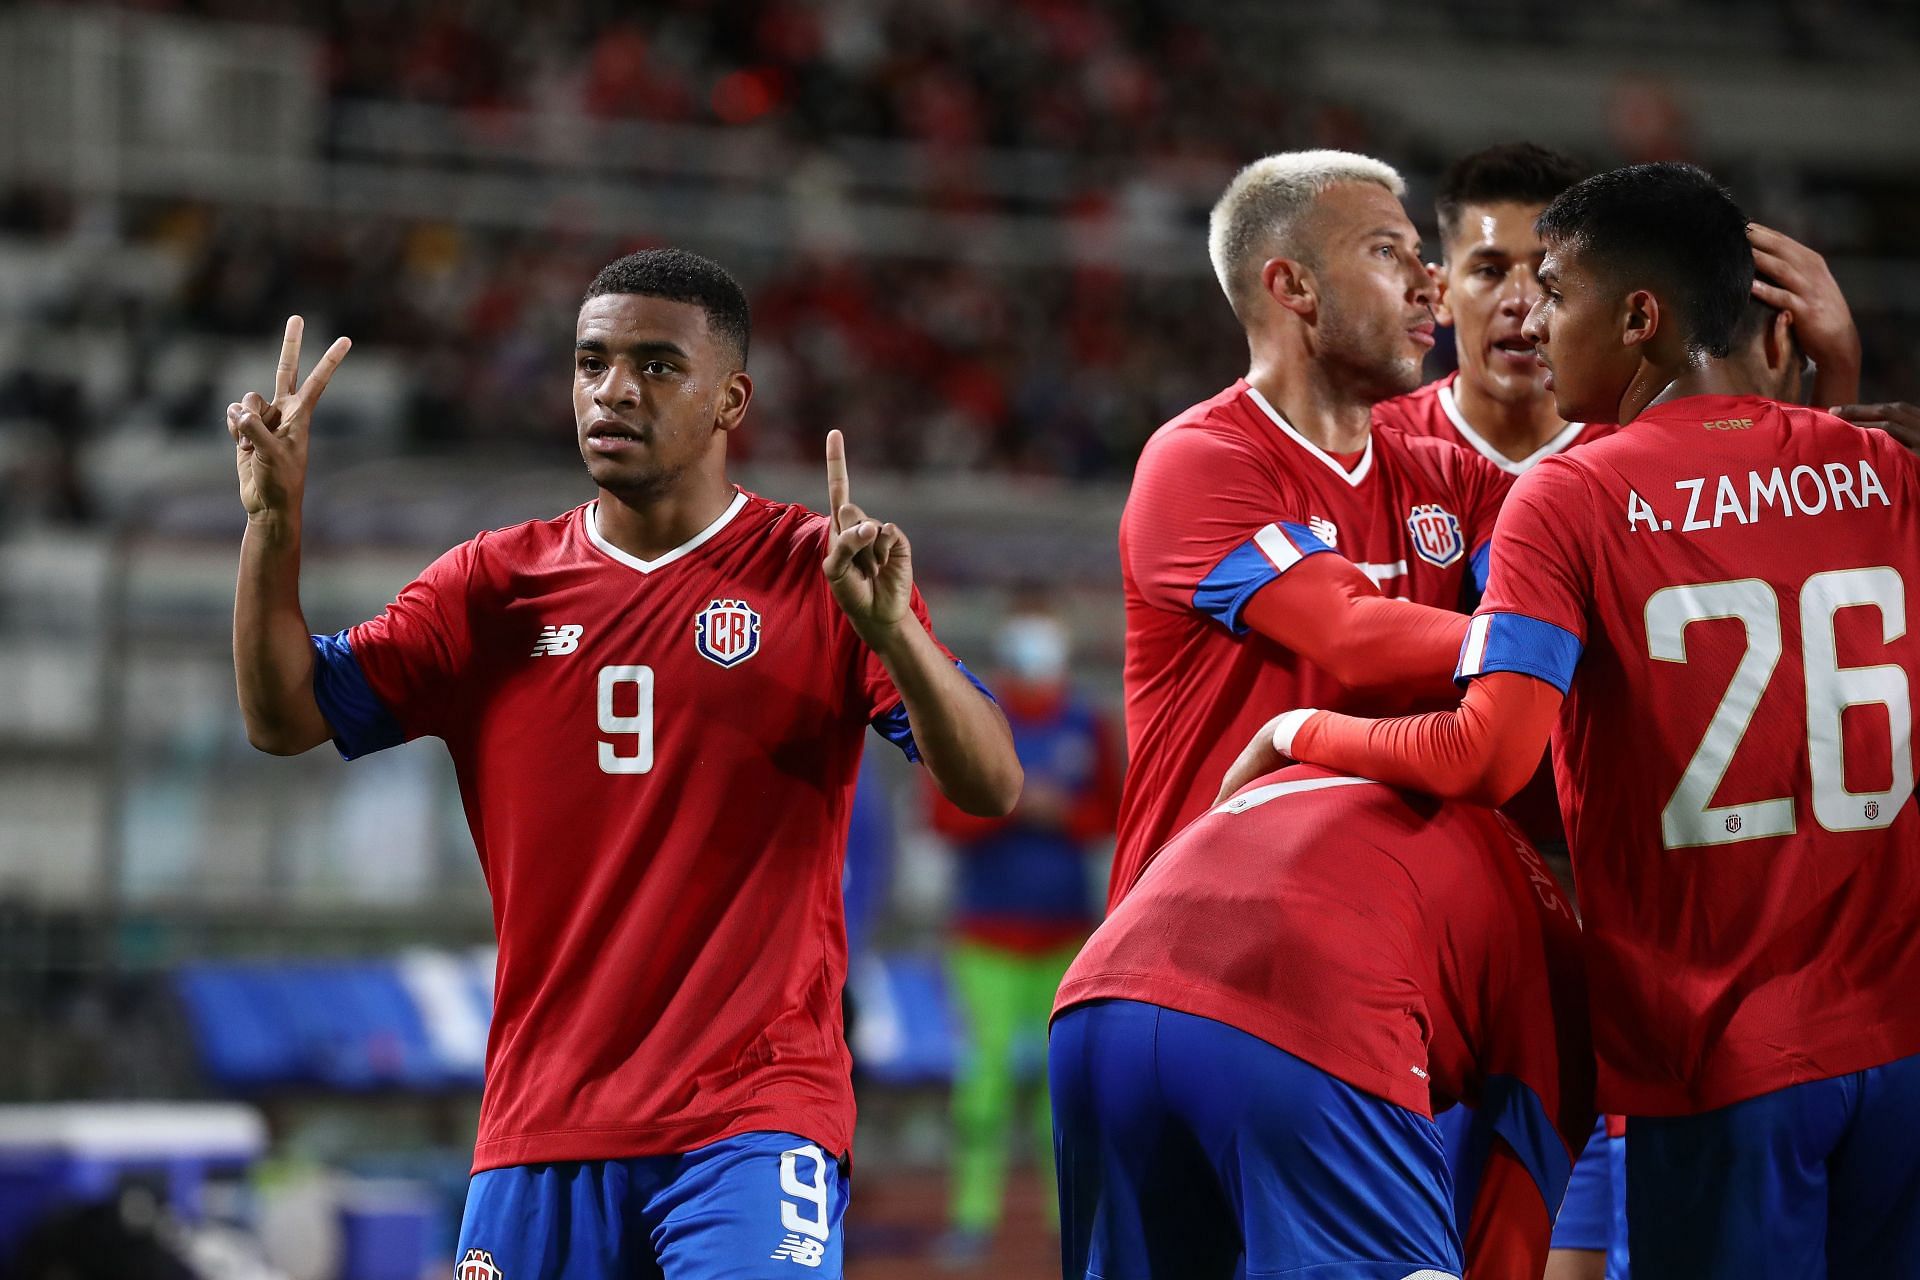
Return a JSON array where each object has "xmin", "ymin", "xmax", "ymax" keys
[
  {"xmin": 310, "ymin": 489, "xmax": 981, "ymax": 1171},
  {"xmin": 1461, "ymin": 393, "xmax": 1920, "ymax": 1117}
]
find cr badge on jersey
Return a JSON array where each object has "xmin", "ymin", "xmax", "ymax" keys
[
  {"xmin": 695, "ymin": 598, "xmax": 762, "ymax": 668},
  {"xmin": 1406, "ymin": 503, "xmax": 1464, "ymax": 569},
  {"xmin": 457, "ymin": 1250, "xmax": 502, "ymax": 1280}
]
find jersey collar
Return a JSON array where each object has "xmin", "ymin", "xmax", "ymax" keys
[
  {"xmin": 1437, "ymin": 378, "xmax": 1588, "ymax": 475},
  {"xmin": 1243, "ymin": 384, "xmax": 1374, "ymax": 487},
  {"xmin": 585, "ymin": 490, "xmax": 748, "ymax": 574}
]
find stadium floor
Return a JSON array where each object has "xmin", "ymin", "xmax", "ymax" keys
[{"xmin": 846, "ymin": 1168, "xmax": 1056, "ymax": 1279}]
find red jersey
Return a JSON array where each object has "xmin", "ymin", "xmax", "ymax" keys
[
  {"xmin": 1113, "ymin": 379, "xmax": 1509, "ymax": 906},
  {"xmin": 1059, "ymin": 765, "xmax": 1593, "ymax": 1266},
  {"xmin": 1375, "ymin": 374, "xmax": 1620, "ymax": 848},
  {"xmin": 1463, "ymin": 393, "xmax": 1920, "ymax": 1115},
  {"xmin": 323, "ymin": 490, "xmax": 965, "ymax": 1169},
  {"xmin": 1373, "ymin": 371, "xmax": 1617, "ymax": 475}
]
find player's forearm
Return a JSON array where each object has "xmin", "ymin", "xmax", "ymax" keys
[
  {"xmin": 1243, "ymin": 566, "xmax": 1468, "ymax": 700},
  {"xmin": 1284, "ymin": 673, "xmax": 1557, "ymax": 806},
  {"xmin": 234, "ymin": 512, "xmax": 331, "ymax": 755},
  {"xmin": 1811, "ymin": 354, "xmax": 1861, "ymax": 413},
  {"xmin": 868, "ymin": 617, "xmax": 1022, "ymax": 816}
]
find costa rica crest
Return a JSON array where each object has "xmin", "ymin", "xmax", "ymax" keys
[
  {"xmin": 1406, "ymin": 503, "xmax": 1464, "ymax": 569},
  {"xmin": 694, "ymin": 598, "xmax": 762, "ymax": 668},
  {"xmin": 458, "ymin": 1250, "xmax": 503, "ymax": 1280}
]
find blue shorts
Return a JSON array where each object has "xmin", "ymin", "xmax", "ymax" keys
[
  {"xmin": 1550, "ymin": 1118, "xmax": 1615, "ymax": 1253},
  {"xmin": 1049, "ymin": 998, "xmax": 1462, "ymax": 1280},
  {"xmin": 1626, "ymin": 1049, "xmax": 1920, "ymax": 1279},
  {"xmin": 454, "ymin": 1131, "xmax": 848, "ymax": 1280}
]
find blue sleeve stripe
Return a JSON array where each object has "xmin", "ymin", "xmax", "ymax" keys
[
  {"xmin": 311, "ymin": 630, "xmax": 406, "ymax": 761},
  {"xmin": 1470, "ymin": 539, "xmax": 1492, "ymax": 594},
  {"xmin": 1481, "ymin": 1073, "xmax": 1576, "ymax": 1217},
  {"xmin": 1455, "ymin": 611, "xmax": 1582, "ymax": 693},
  {"xmin": 1191, "ymin": 521, "xmax": 1332, "ymax": 634},
  {"xmin": 871, "ymin": 660, "xmax": 995, "ymax": 764}
]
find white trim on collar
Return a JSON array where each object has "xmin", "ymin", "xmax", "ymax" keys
[
  {"xmin": 1437, "ymin": 380, "xmax": 1587, "ymax": 476},
  {"xmin": 585, "ymin": 490, "xmax": 748, "ymax": 574},
  {"xmin": 1243, "ymin": 384, "xmax": 1374, "ymax": 487}
]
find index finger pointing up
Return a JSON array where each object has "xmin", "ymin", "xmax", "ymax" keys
[
  {"xmin": 276, "ymin": 315, "xmax": 305, "ymax": 399},
  {"xmin": 826, "ymin": 429, "xmax": 852, "ymax": 533}
]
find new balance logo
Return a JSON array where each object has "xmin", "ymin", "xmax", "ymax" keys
[
  {"xmin": 1309, "ymin": 515, "xmax": 1340, "ymax": 548},
  {"xmin": 530, "ymin": 624, "xmax": 583, "ymax": 657},
  {"xmin": 771, "ymin": 1234, "xmax": 826, "ymax": 1267}
]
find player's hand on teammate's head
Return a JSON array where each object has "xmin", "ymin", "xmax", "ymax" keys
[
  {"xmin": 1747, "ymin": 223, "xmax": 1861, "ymax": 397},
  {"xmin": 1215, "ymin": 712, "xmax": 1296, "ymax": 806},
  {"xmin": 1832, "ymin": 402, "xmax": 1920, "ymax": 454},
  {"xmin": 227, "ymin": 315, "xmax": 350, "ymax": 519},
  {"xmin": 822, "ymin": 429, "xmax": 912, "ymax": 638}
]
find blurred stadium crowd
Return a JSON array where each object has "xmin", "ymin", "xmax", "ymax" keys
[{"xmin": 2, "ymin": 0, "xmax": 1915, "ymax": 530}]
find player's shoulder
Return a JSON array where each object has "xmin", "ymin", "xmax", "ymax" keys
[
  {"xmin": 1138, "ymin": 382, "xmax": 1267, "ymax": 466},
  {"xmin": 1382, "ymin": 419, "xmax": 1508, "ymax": 492},
  {"xmin": 452, "ymin": 505, "xmax": 589, "ymax": 574},
  {"xmin": 733, "ymin": 488, "xmax": 833, "ymax": 545},
  {"xmin": 1778, "ymin": 402, "xmax": 1916, "ymax": 462},
  {"xmin": 1129, "ymin": 383, "xmax": 1282, "ymax": 513},
  {"xmin": 1371, "ymin": 374, "xmax": 1450, "ymax": 437}
]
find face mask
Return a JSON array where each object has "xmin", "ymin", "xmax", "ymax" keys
[{"xmin": 996, "ymin": 617, "xmax": 1069, "ymax": 682}]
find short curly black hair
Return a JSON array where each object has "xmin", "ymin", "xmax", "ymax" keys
[
  {"xmin": 1435, "ymin": 142, "xmax": 1588, "ymax": 252},
  {"xmin": 583, "ymin": 248, "xmax": 751, "ymax": 366},
  {"xmin": 1536, "ymin": 162, "xmax": 1752, "ymax": 359}
]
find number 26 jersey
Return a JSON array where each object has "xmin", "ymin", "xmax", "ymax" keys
[
  {"xmin": 1461, "ymin": 395, "xmax": 1920, "ymax": 1116},
  {"xmin": 314, "ymin": 489, "xmax": 971, "ymax": 1170}
]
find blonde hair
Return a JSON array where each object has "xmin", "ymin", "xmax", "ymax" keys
[{"xmin": 1207, "ymin": 150, "xmax": 1407, "ymax": 320}]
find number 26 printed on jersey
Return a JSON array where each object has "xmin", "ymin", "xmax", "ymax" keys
[{"xmin": 1648, "ymin": 567, "xmax": 1912, "ymax": 849}]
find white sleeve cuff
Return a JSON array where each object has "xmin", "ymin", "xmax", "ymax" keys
[{"xmin": 1271, "ymin": 708, "xmax": 1319, "ymax": 758}]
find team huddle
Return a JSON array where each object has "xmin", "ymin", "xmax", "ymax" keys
[{"xmin": 226, "ymin": 141, "xmax": 1919, "ymax": 1280}]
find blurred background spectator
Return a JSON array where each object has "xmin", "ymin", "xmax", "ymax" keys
[{"xmin": 924, "ymin": 595, "xmax": 1119, "ymax": 1265}]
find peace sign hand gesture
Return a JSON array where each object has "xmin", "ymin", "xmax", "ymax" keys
[
  {"xmin": 822, "ymin": 429, "xmax": 913, "ymax": 641},
  {"xmin": 227, "ymin": 316, "xmax": 351, "ymax": 520}
]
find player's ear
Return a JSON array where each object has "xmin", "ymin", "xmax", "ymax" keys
[
  {"xmin": 715, "ymin": 370, "xmax": 753, "ymax": 433},
  {"xmin": 1764, "ymin": 308, "xmax": 1795, "ymax": 378},
  {"xmin": 1621, "ymin": 288, "xmax": 1659, "ymax": 350},
  {"xmin": 1263, "ymin": 256, "xmax": 1316, "ymax": 319},
  {"xmin": 1430, "ymin": 262, "xmax": 1454, "ymax": 328}
]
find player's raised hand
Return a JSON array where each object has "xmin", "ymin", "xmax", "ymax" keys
[
  {"xmin": 1748, "ymin": 223, "xmax": 1860, "ymax": 403},
  {"xmin": 227, "ymin": 316, "xmax": 351, "ymax": 520},
  {"xmin": 822, "ymin": 429, "xmax": 912, "ymax": 638},
  {"xmin": 1833, "ymin": 401, "xmax": 1920, "ymax": 454}
]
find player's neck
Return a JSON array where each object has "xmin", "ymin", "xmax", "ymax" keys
[
  {"xmin": 1452, "ymin": 376, "xmax": 1568, "ymax": 463},
  {"xmin": 1621, "ymin": 352, "xmax": 1714, "ymax": 422},
  {"xmin": 1244, "ymin": 364, "xmax": 1372, "ymax": 457},
  {"xmin": 594, "ymin": 472, "xmax": 739, "ymax": 562}
]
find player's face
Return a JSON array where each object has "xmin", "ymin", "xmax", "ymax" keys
[
  {"xmin": 1440, "ymin": 201, "xmax": 1553, "ymax": 408},
  {"xmin": 573, "ymin": 293, "xmax": 748, "ymax": 502},
  {"xmin": 1523, "ymin": 246, "xmax": 1637, "ymax": 426},
  {"xmin": 1306, "ymin": 182, "xmax": 1437, "ymax": 403}
]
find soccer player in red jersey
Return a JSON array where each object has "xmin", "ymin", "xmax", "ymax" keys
[
  {"xmin": 1237, "ymin": 164, "xmax": 1920, "ymax": 1278},
  {"xmin": 1374, "ymin": 143, "xmax": 1613, "ymax": 475},
  {"xmin": 226, "ymin": 249, "xmax": 1021, "ymax": 1279},
  {"xmin": 1110, "ymin": 150, "xmax": 1513, "ymax": 907},
  {"xmin": 1377, "ymin": 143, "xmax": 1869, "ymax": 1280},
  {"xmin": 1376, "ymin": 144, "xmax": 1860, "ymax": 476},
  {"xmin": 1052, "ymin": 766, "xmax": 1594, "ymax": 1280}
]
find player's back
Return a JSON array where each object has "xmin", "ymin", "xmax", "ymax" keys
[
  {"xmin": 1062, "ymin": 766, "xmax": 1587, "ymax": 1124},
  {"xmin": 1472, "ymin": 392, "xmax": 1920, "ymax": 1114}
]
